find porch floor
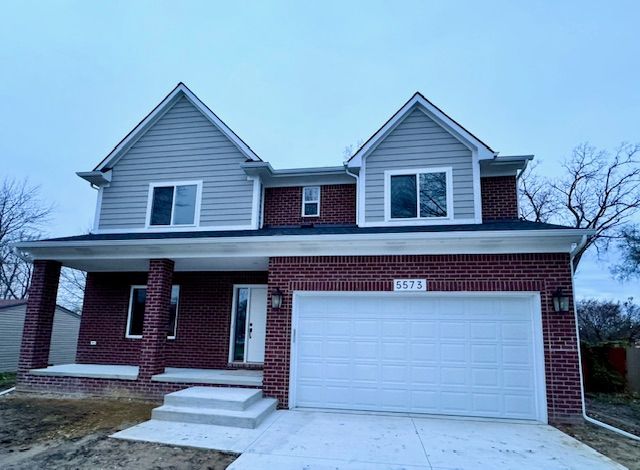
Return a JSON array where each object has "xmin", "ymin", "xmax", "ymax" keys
[
  {"xmin": 29, "ymin": 364, "xmax": 263, "ymax": 386},
  {"xmin": 30, "ymin": 363, "xmax": 139, "ymax": 380},
  {"xmin": 152, "ymin": 368, "xmax": 262, "ymax": 386}
]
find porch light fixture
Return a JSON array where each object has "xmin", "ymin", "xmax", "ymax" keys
[
  {"xmin": 552, "ymin": 288, "xmax": 570, "ymax": 313},
  {"xmin": 271, "ymin": 288, "xmax": 284, "ymax": 310}
]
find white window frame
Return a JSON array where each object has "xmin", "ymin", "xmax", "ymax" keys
[
  {"xmin": 384, "ymin": 167, "xmax": 453, "ymax": 222},
  {"xmin": 145, "ymin": 180, "xmax": 203, "ymax": 228},
  {"xmin": 125, "ymin": 284, "xmax": 180, "ymax": 339},
  {"xmin": 301, "ymin": 186, "xmax": 321, "ymax": 217}
]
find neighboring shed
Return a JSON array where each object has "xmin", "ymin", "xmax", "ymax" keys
[{"xmin": 0, "ymin": 300, "xmax": 80, "ymax": 372}]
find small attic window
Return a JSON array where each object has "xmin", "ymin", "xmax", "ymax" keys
[
  {"xmin": 302, "ymin": 186, "xmax": 320, "ymax": 217},
  {"xmin": 147, "ymin": 181, "xmax": 202, "ymax": 227}
]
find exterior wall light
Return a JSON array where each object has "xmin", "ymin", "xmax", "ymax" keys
[
  {"xmin": 271, "ymin": 287, "xmax": 284, "ymax": 310},
  {"xmin": 552, "ymin": 288, "xmax": 570, "ymax": 313}
]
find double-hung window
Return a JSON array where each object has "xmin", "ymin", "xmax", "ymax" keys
[
  {"xmin": 302, "ymin": 186, "xmax": 321, "ymax": 217},
  {"xmin": 386, "ymin": 168, "xmax": 452, "ymax": 220},
  {"xmin": 126, "ymin": 285, "xmax": 180, "ymax": 339},
  {"xmin": 147, "ymin": 181, "xmax": 201, "ymax": 227}
]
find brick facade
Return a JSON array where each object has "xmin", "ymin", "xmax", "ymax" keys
[
  {"xmin": 18, "ymin": 260, "xmax": 61, "ymax": 373},
  {"xmin": 139, "ymin": 259, "xmax": 174, "ymax": 379},
  {"xmin": 263, "ymin": 184, "xmax": 356, "ymax": 226},
  {"xmin": 481, "ymin": 176, "xmax": 519, "ymax": 220},
  {"xmin": 76, "ymin": 271, "xmax": 267, "ymax": 368},
  {"xmin": 263, "ymin": 254, "xmax": 582, "ymax": 422}
]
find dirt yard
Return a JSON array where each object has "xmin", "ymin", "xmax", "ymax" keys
[
  {"xmin": 556, "ymin": 394, "xmax": 640, "ymax": 470},
  {"xmin": 0, "ymin": 393, "xmax": 237, "ymax": 469}
]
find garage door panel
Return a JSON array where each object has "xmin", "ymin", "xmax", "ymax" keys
[
  {"xmin": 471, "ymin": 344, "xmax": 499, "ymax": 363},
  {"xmin": 293, "ymin": 293, "xmax": 543, "ymax": 421},
  {"xmin": 470, "ymin": 322, "xmax": 499, "ymax": 340}
]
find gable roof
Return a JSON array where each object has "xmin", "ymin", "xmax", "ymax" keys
[
  {"xmin": 347, "ymin": 92, "xmax": 496, "ymax": 168},
  {"xmin": 93, "ymin": 83, "xmax": 261, "ymax": 172}
]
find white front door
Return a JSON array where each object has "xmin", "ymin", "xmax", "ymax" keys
[
  {"xmin": 291, "ymin": 292, "xmax": 546, "ymax": 421},
  {"xmin": 230, "ymin": 286, "xmax": 267, "ymax": 363}
]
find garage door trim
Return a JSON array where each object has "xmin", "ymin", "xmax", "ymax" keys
[{"xmin": 288, "ymin": 291, "xmax": 547, "ymax": 422}]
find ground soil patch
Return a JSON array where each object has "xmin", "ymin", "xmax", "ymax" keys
[{"xmin": 0, "ymin": 394, "xmax": 237, "ymax": 469}]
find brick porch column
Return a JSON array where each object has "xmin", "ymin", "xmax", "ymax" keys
[
  {"xmin": 138, "ymin": 258, "xmax": 174, "ymax": 381},
  {"xmin": 18, "ymin": 260, "xmax": 62, "ymax": 374}
]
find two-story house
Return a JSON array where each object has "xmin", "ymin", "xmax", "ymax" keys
[{"xmin": 15, "ymin": 83, "xmax": 591, "ymax": 424}]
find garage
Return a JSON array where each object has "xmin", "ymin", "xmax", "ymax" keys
[{"xmin": 290, "ymin": 292, "xmax": 546, "ymax": 421}]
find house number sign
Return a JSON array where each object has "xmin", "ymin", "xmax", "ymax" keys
[{"xmin": 393, "ymin": 279, "xmax": 427, "ymax": 291}]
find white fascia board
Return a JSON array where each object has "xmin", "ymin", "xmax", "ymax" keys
[
  {"xmin": 15, "ymin": 228, "xmax": 595, "ymax": 262},
  {"xmin": 94, "ymin": 83, "xmax": 260, "ymax": 171},
  {"xmin": 77, "ymin": 170, "xmax": 112, "ymax": 186},
  {"xmin": 241, "ymin": 162, "xmax": 354, "ymax": 187},
  {"xmin": 348, "ymin": 93, "xmax": 496, "ymax": 169}
]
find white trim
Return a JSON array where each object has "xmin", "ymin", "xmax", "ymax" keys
[
  {"xmin": 289, "ymin": 290, "xmax": 547, "ymax": 423},
  {"xmin": 92, "ymin": 187, "xmax": 104, "ymax": 233},
  {"xmin": 359, "ymin": 218, "xmax": 477, "ymax": 228},
  {"xmin": 125, "ymin": 284, "xmax": 180, "ymax": 339},
  {"xmin": 228, "ymin": 284, "xmax": 268, "ymax": 364},
  {"xmin": 125, "ymin": 284, "xmax": 145, "ymax": 339},
  {"xmin": 144, "ymin": 180, "xmax": 203, "ymax": 229},
  {"xmin": 472, "ymin": 150, "xmax": 483, "ymax": 223},
  {"xmin": 249, "ymin": 177, "xmax": 261, "ymax": 229},
  {"xmin": 301, "ymin": 186, "xmax": 321, "ymax": 217},
  {"xmin": 17, "ymin": 228, "xmax": 595, "ymax": 263},
  {"xmin": 94, "ymin": 224, "xmax": 254, "ymax": 234},
  {"xmin": 95, "ymin": 83, "xmax": 260, "ymax": 171},
  {"xmin": 384, "ymin": 167, "xmax": 453, "ymax": 222},
  {"xmin": 358, "ymin": 158, "xmax": 366, "ymax": 226},
  {"xmin": 259, "ymin": 184, "xmax": 266, "ymax": 229}
]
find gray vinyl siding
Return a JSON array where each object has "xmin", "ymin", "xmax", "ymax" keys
[
  {"xmin": 364, "ymin": 107, "xmax": 476, "ymax": 222},
  {"xmin": 98, "ymin": 96, "xmax": 255, "ymax": 230},
  {"xmin": 49, "ymin": 309, "xmax": 81, "ymax": 365},
  {"xmin": 0, "ymin": 305, "xmax": 80, "ymax": 372}
]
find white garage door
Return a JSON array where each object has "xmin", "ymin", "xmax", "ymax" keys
[{"xmin": 291, "ymin": 292, "xmax": 546, "ymax": 421}]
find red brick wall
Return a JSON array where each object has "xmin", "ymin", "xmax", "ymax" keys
[
  {"xmin": 481, "ymin": 176, "xmax": 519, "ymax": 220},
  {"xmin": 18, "ymin": 260, "xmax": 61, "ymax": 373},
  {"xmin": 264, "ymin": 254, "xmax": 582, "ymax": 422},
  {"xmin": 263, "ymin": 184, "xmax": 356, "ymax": 226},
  {"xmin": 76, "ymin": 271, "xmax": 267, "ymax": 368}
]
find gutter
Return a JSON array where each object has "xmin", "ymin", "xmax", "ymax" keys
[{"xmin": 569, "ymin": 236, "xmax": 640, "ymax": 441}]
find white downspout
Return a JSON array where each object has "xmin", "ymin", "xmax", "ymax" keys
[
  {"xmin": 345, "ymin": 164, "xmax": 359, "ymax": 224},
  {"xmin": 571, "ymin": 236, "xmax": 640, "ymax": 441}
]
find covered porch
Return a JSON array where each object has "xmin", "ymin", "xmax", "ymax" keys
[{"xmin": 14, "ymin": 245, "xmax": 272, "ymax": 398}]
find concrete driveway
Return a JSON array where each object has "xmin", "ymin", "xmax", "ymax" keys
[{"xmin": 114, "ymin": 410, "xmax": 624, "ymax": 470}]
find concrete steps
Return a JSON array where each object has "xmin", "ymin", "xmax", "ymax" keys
[{"xmin": 152, "ymin": 386, "xmax": 277, "ymax": 429}]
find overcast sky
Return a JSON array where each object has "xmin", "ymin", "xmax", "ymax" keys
[{"xmin": 1, "ymin": 1, "xmax": 638, "ymax": 300}]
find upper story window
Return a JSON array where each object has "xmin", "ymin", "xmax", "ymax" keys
[
  {"xmin": 385, "ymin": 168, "xmax": 452, "ymax": 220},
  {"xmin": 302, "ymin": 186, "xmax": 321, "ymax": 217},
  {"xmin": 126, "ymin": 285, "xmax": 180, "ymax": 339},
  {"xmin": 147, "ymin": 181, "xmax": 202, "ymax": 227}
]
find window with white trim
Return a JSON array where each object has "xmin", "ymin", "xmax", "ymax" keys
[
  {"xmin": 126, "ymin": 285, "xmax": 180, "ymax": 339},
  {"xmin": 148, "ymin": 182, "xmax": 201, "ymax": 226},
  {"xmin": 302, "ymin": 186, "xmax": 320, "ymax": 217},
  {"xmin": 387, "ymin": 168, "xmax": 451, "ymax": 220}
]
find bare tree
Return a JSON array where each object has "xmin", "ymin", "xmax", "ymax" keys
[
  {"xmin": 520, "ymin": 143, "xmax": 640, "ymax": 270},
  {"xmin": 0, "ymin": 178, "xmax": 52, "ymax": 299},
  {"xmin": 613, "ymin": 228, "xmax": 640, "ymax": 280},
  {"xmin": 578, "ymin": 298, "xmax": 640, "ymax": 345},
  {"xmin": 58, "ymin": 268, "xmax": 87, "ymax": 313}
]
